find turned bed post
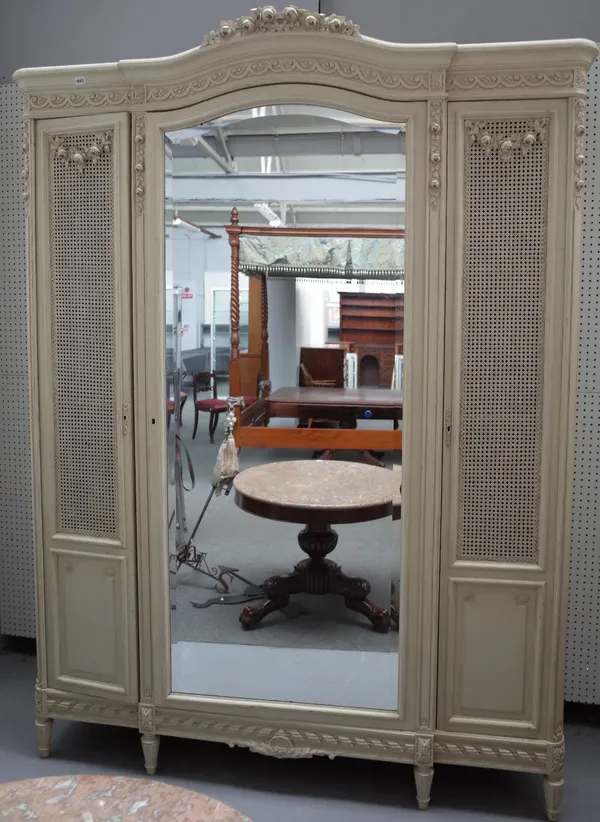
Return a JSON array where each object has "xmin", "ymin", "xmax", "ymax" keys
[
  {"xmin": 227, "ymin": 207, "xmax": 242, "ymax": 432},
  {"xmin": 260, "ymin": 273, "xmax": 269, "ymax": 381}
]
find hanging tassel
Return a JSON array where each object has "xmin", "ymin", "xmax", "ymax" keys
[{"xmin": 213, "ymin": 397, "xmax": 244, "ymax": 491}]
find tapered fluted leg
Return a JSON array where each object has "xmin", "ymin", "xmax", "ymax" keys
[
  {"xmin": 544, "ymin": 775, "xmax": 563, "ymax": 822},
  {"xmin": 141, "ymin": 733, "xmax": 160, "ymax": 775},
  {"xmin": 35, "ymin": 717, "xmax": 53, "ymax": 758},
  {"xmin": 414, "ymin": 764, "xmax": 434, "ymax": 810}
]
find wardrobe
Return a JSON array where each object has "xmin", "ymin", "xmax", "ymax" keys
[{"xmin": 14, "ymin": 7, "xmax": 597, "ymax": 820}]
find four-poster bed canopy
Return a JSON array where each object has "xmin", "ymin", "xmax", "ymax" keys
[{"xmin": 225, "ymin": 208, "xmax": 405, "ymax": 453}]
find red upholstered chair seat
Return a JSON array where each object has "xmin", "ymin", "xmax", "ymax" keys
[
  {"xmin": 167, "ymin": 391, "xmax": 187, "ymax": 425},
  {"xmin": 243, "ymin": 395, "xmax": 257, "ymax": 407},
  {"xmin": 195, "ymin": 398, "xmax": 228, "ymax": 411}
]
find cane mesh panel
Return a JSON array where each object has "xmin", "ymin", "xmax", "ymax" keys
[
  {"xmin": 48, "ymin": 131, "xmax": 119, "ymax": 539},
  {"xmin": 457, "ymin": 119, "xmax": 549, "ymax": 564}
]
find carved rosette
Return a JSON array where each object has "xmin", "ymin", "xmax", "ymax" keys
[
  {"xmin": 466, "ymin": 119, "xmax": 548, "ymax": 161},
  {"xmin": 428, "ymin": 101, "xmax": 443, "ymax": 210},
  {"xmin": 50, "ymin": 131, "xmax": 112, "ymax": 172},
  {"xmin": 415, "ymin": 735, "xmax": 434, "ymax": 766},
  {"xmin": 134, "ymin": 114, "xmax": 146, "ymax": 215},
  {"xmin": 203, "ymin": 6, "xmax": 360, "ymax": 47},
  {"xmin": 573, "ymin": 98, "xmax": 585, "ymax": 209},
  {"xmin": 139, "ymin": 703, "xmax": 156, "ymax": 734}
]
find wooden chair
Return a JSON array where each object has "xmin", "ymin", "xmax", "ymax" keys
[
  {"xmin": 192, "ymin": 371, "xmax": 228, "ymax": 443},
  {"xmin": 300, "ymin": 363, "xmax": 336, "ymax": 388},
  {"xmin": 167, "ymin": 391, "xmax": 187, "ymax": 429},
  {"xmin": 299, "ymin": 364, "xmax": 338, "ymax": 430},
  {"xmin": 193, "ymin": 370, "xmax": 262, "ymax": 443}
]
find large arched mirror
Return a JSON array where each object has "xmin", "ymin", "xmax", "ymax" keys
[{"xmin": 162, "ymin": 102, "xmax": 409, "ymax": 710}]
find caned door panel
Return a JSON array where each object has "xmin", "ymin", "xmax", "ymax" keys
[
  {"xmin": 35, "ymin": 114, "xmax": 137, "ymax": 701},
  {"xmin": 439, "ymin": 100, "xmax": 568, "ymax": 737}
]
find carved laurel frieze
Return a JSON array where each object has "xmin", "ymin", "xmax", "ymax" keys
[
  {"xmin": 466, "ymin": 119, "xmax": 549, "ymax": 161},
  {"xmin": 49, "ymin": 131, "xmax": 112, "ymax": 172},
  {"xmin": 44, "ymin": 694, "xmax": 138, "ymax": 725},
  {"xmin": 202, "ymin": 6, "xmax": 360, "ymax": 47},
  {"xmin": 434, "ymin": 740, "xmax": 547, "ymax": 768},
  {"xmin": 154, "ymin": 713, "xmax": 414, "ymax": 759}
]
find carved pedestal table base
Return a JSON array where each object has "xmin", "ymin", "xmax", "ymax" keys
[
  {"xmin": 240, "ymin": 524, "xmax": 392, "ymax": 631},
  {"xmin": 234, "ymin": 460, "xmax": 401, "ymax": 632}
]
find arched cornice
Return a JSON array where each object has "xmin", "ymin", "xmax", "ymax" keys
[{"xmin": 12, "ymin": 6, "xmax": 598, "ymax": 116}]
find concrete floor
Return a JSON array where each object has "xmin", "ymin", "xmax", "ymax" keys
[{"xmin": 1, "ymin": 637, "xmax": 599, "ymax": 822}]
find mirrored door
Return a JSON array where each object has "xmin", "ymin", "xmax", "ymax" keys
[{"xmin": 164, "ymin": 104, "xmax": 407, "ymax": 711}]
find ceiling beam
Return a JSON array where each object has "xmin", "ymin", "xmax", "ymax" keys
[
  {"xmin": 215, "ymin": 127, "xmax": 234, "ymax": 169},
  {"xmin": 170, "ymin": 172, "xmax": 404, "ymax": 204},
  {"xmin": 192, "ymin": 135, "xmax": 233, "ymax": 173},
  {"xmin": 172, "ymin": 130, "xmax": 405, "ymax": 160}
]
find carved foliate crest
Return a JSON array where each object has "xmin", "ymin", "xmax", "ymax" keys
[
  {"xmin": 50, "ymin": 132, "xmax": 112, "ymax": 172},
  {"xmin": 235, "ymin": 729, "xmax": 323, "ymax": 759},
  {"xmin": 202, "ymin": 6, "xmax": 360, "ymax": 47},
  {"xmin": 466, "ymin": 119, "xmax": 548, "ymax": 161}
]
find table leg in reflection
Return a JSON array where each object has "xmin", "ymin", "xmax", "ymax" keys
[{"xmin": 239, "ymin": 523, "xmax": 391, "ymax": 633}]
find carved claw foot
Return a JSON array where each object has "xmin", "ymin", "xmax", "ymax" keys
[
  {"xmin": 332, "ymin": 572, "xmax": 391, "ymax": 633},
  {"xmin": 141, "ymin": 733, "xmax": 160, "ymax": 775},
  {"xmin": 35, "ymin": 717, "xmax": 53, "ymax": 758},
  {"xmin": 414, "ymin": 764, "xmax": 434, "ymax": 810},
  {"xmin": 239, "ymin": 573, "xmax": 296, "ymax": 629},
  {"xmin": 544, "ymin": 775, "xmax": 563, "ymax": 822}
]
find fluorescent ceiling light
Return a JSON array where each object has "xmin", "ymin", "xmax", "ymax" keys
[{"xmin": 254, "ymin": 201, "xmax": 282, "ymax": 226}]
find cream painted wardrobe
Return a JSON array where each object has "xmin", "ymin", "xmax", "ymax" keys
[{"xmin": 14, "ymin": 7, "xmax": 597, "ymax": 820}]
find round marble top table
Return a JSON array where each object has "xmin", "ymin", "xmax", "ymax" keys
[
  {"xmin": 0, "ymin": 775, "xmax": 252, "ymax": 821},
  {"xmin": 234, "ymin": 460, "xmax": 402, "ymax": 632}
]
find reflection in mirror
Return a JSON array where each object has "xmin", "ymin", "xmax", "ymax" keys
[{"xmin": 165, "ymin": 106, "xmax": 405, "ymax": 710}]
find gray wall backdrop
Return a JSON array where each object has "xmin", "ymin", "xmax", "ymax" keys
[
  {"xmin": 1, "ymin": 0, "xmax": 599, "ymax": 701},
  {"xmin": 2, "ymin": 0, "xmax": 600, "ymax": 78}
]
